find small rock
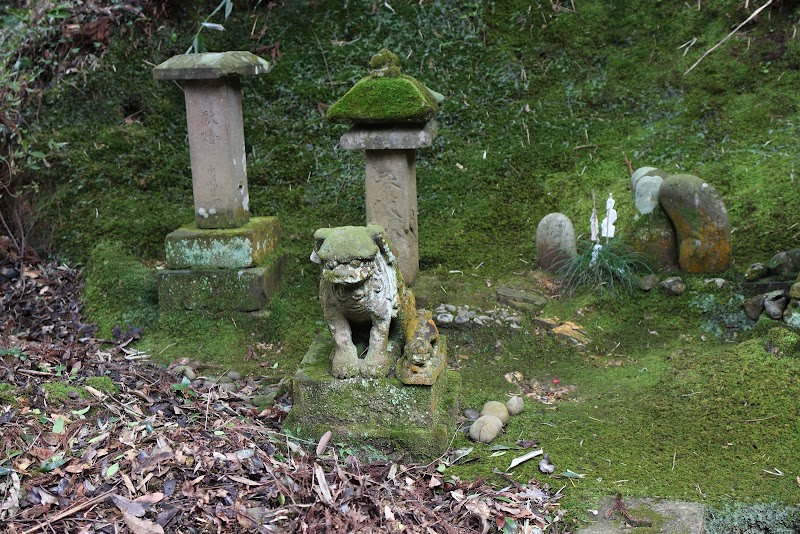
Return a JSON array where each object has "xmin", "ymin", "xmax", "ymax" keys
[
  {"xmin": 172, "ymin": 365, "xmax": 188, "ymax": 376},
  {"xmin": 791, "ymin": 282, "xmax": 800, "ymax": 300},
  {"xmin": 745, "ymin": 262, "xmax": 769, "ymax": 281},
  {"xmin": 434, "ymin": 304, "xmax": 446, "ymax": 314},
  {"xmin": 252, "ymin": 393, "xmax": 278, "ymax": 408},
  {"xmin": 463, "ymin": 408, "xmax": 480, "ymax": 420},
  {"xmin": 227, "ymin": 371, "xmax": 242, "ymax": 381},
  {"xmin": 473, "ymin": 317, "xmax": 485, "ymax": 326},
  {"xmin": 743, "ymin": 294, "xmax": 766, "ymax": 321},
  {"xmin": 68, "ymin": 390, "xmax": 80, "ymax": 400},
  {"xmin": 469, "ymin": 415, "xmax": 504, "ymax": 444},
  {"xmin": 454, "ymin": 315, "xmax": 469, "ymax": 325},
  {"xmin": 536, "ymin": 213, "xmax": 578, "ymax": 273},
  {"xmin": 218, "ymin": 383, "xmax": 238, "ymax": 393},
  {"xmin": 538, "ymin": 453, "xmax": 555, "ymax": 474},
  {"xmin": 182, "ymin": 368, "xmax": 197, "ymax": 381},
  {"xmin": 704, "ymin": 278, "xmax": 726, "ymax": 288},
  {"xmin": 445, "ymin": 304, "xmax": 457, "ymax": 313},
  {"xmin": 436, "ymin": 313, "xmax": 454, "ymax": 325},
  {"xmin": 505, "ymin": 316, "xmax": 522, "ymax": 324},
  {"xmin": 638, "ymin": 273, "xmax": 660, "ymax": 291},
  {"xmin": 764, "ymin": 290, "xmax": 789, "ymax": 320},
  {"xmin": 481, "ymin": 400, "xmax": 510, "ymax": 424},
  {"xmin": 218, "ymin": 376, "xmax": 233, "ymax": 384},
  {"xmin": 506, "ymin": 396, "xmax": 524, "ymax": 416},
  {"xmin": 659, "ymin": 277, "xmax": 686, "ymax": 296},
  {"xmin": 767, "ymin": 249, "xmax": 800, "ymax": 278}
]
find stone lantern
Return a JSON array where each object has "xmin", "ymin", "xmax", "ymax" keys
[
  {"xmin": 153, "ymin": 51, "xmax": 283, "ymax": 312},
  {"xmin": 327, "ymin": 49, "xmax": 443, "ymax": 285}
]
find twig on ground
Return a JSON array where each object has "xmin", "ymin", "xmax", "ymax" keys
[{"xmin": 685, "ymin": 0, "xmax": 773, "ymax": 74}]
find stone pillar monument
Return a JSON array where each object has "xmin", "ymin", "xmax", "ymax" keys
[
  {"xmin": 153, "ymin": 51, "xmax": 283, "ymax": 313},
  {"xmin": 327, "ymin": 49, "xmax": 443, "ymax": 285}
]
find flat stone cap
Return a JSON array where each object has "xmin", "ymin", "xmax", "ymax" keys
[
  {"xmin": 339, "ymin": 121, "xmax": 437, "ymax": 150},
  {"xmin": 153, "ymin": 51, "xmax": 271, "ymax": 81}
]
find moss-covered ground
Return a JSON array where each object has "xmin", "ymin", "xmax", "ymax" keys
[{"xmin": 15, "ymin": 0, "xmax": 800, "ymax": 524}]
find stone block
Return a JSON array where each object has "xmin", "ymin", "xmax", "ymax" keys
[
  {"xmin": 165, "ymin": 216, "xmax": 280, "ymax": 269},
  {"xmin": 284, "ymin": 332, "xmax": 460, "ymax": 461},
  {"xmin": 339, "ymin": 121, "xmax": 437, "ymax": 150},
  {"xmin": 578, "ymin": 496, "xmax": 704, "ymax": 534},
  {"xmin": 158, "ymin": 257, "xmax": 284, "ymax": 312},
  {"xmin": 496, "ymin": 287, "xmax": 548, "ymax": 311}
]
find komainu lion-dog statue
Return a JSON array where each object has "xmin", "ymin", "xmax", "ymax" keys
[{"xmin": 311, "ymin": 225, "xmax": 445, "ymax": 384}]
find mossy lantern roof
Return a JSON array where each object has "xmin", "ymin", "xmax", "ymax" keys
[{"xmin": 327, "ymin": 49, "xmax": 442, "ymax": 125}]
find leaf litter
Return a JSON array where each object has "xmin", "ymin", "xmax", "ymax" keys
[{"xmin": 1, "ymin": 257, "xmax": 564, "ymax": 532}]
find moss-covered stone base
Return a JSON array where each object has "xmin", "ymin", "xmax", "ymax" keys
[
  {"xmin": 158, "ymin": 255, "xmax": 284, "ymax": 312},
  {"xmin": 284, "ymin": 332, "xmax": 460, "ymax": 461},
  {"xmin": 165, "ymin": 216, "xmax": 280, "ymax": 269}
]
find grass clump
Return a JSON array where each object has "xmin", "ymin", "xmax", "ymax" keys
[
  {"xmin": 706, "ymin": 502, "xmax": 800, "ymax": 534},
  {"xmin": 558, "ymin": 238, "xmax": 651, "ymax": 300},
  {"xmin": 0, "ymin": 383, "xmax": 16, "ymax": 404},
  {"xmin": 84, "ymin": 376, "xmax": 118, "ymax": 395}
]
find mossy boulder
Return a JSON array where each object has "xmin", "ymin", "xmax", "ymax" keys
[
  {"xmin": 627, "ymin": 207, "xmax": 679, "ymax": 269},
  {"xmin": 659, "ymin": 174, "xmax": 731, "ymax": 273},
  {"xmin": 327, "ymin": 49, "xmax": 439, "ymax": 124},
  {"xmin": 765, "ymin": 327, "xmax": 800, "ymax": 357}
]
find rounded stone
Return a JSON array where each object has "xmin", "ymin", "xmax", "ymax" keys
[
  {"xmin": 638, "ymin": 273, "xmax": 660, "ymax": 291},
  {"xmin": 745, "ymin": 262, "xmax": 768, "ymax": 281},
  {"xmin": 659, "ymin": 174, "xmax": 731, "ymax": 273},
  {"xmin": 536, "ymin": 213, "xmax": 577, "ymax": 273},
  {"xmin": 445, "ymin": 304, "xmax": 457, "ymax": 313},
  {"xmin": 506, "ymin": 396, "xmax": 525, "ymax": 416},
  {"xmin": 218, "ymin": 383, "xmax": 238, "ymax": 393},
  {"xmin": 227, "ymin": 371, "xmax": 242, "ymax": 381},
  {"xmin": 218, "ymin": 376, "xmax": 233, "ymax": 384},
  {"xmin": 454, "ymin": 315, "xmax": 469, "ymax": 325},
  {"xmin": 764, "ymin": 290, "xmax": 789, "ymax": 320},
  {"xmin": 481, "ymin": 400, "xmax": 510, "ymax": 424},
  {"xmin": 633, "ymin": 174, "xmax": 665, "ymax": 215},
  {"xmin": 463, "ymin": 408, "xmax": 481, "ymax": 420},
  {"xmin": 436, "ymin": 313, "xmax": 454, "ymax": 325},
  {"xmin": 469, "ymin": 415, "xmax": 504, "ymax": 444},
  {"xmin": 659, "ymin": 277, "xmax": 686, "ymax": 296}
]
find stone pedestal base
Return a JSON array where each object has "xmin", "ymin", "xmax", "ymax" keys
[
  {"xmin": 166, "ymin": 217, "xmax": 280, "ymax": 269},
  {"xmin": 284, "ymin": 332, "xmax": 460, "ymax": 461},
  {"xmin": 159, "ymin": 216, "xmax": 283, "ymax": 313}
]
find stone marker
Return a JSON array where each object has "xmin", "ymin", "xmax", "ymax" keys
[
  {"xmin": 578, "ymin": 496, "xmax": 704, "ymax": 533},
  {"xmin": 329, "ymin": 49, "xmax": 442, "ymax": 284},
  {"xmin": 659, "ymin": 174, "xmax": 731, "ymax": 273},
  {"xmin": 153, "ymin": 52, "xmax": 283, "ymax": 314},
  {"xmin": 536, "ymin": 213, "xmax": 577, "ymax": 272},
  {"xmin": 154, "ymin": 51, "xmax": 270, "ymax": 229}
]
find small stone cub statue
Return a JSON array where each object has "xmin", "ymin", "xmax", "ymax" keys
[{"xmin": 311, "ymin": 225, "xmax": 445, "ymax": 384}]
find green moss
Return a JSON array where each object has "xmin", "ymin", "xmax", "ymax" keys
[
  {"xmin": 84, "ymin": 376, "xmax": 119, "ymax": 395},
  {"xmin": 83, "ymin": 241, "xmax": 159, "ymax": 338},
  {"xmin": 327, "ymin": 74, "xmax": 437, "ymax": 124},
  {"xmin": 42, "ymin": 382, "xmax": 85, "ymax": 403},
  {"xmin": 765, "ymin": 327, "xmax": 800, "ymax": 358},
  {"xmin": 0, "ymin": 383, "xmax": 16, "ymax": 404}
]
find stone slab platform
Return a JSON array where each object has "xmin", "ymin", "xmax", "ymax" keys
[
  {"xmin": 284, "ymin": 332, "xmax": 460, "ymax": 461},
  {"xmin": 578, "ymin": 496, "xmax": 705, "ymax": 534},
  {"xmin": 158, "ymin": 256, "xmax": 284, "ymax": 312},
  {"xmin": 165, "ymin": 216, "xmax": 280, "ymax": 270}
]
